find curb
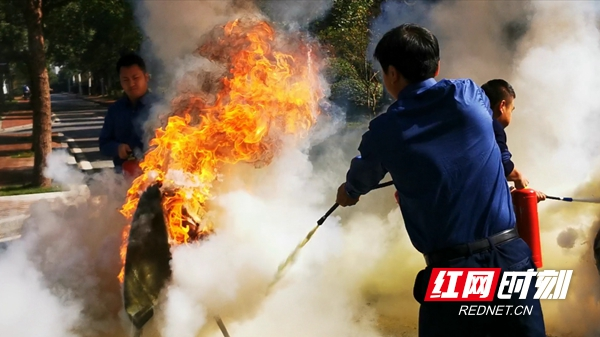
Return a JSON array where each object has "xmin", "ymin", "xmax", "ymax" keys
[
  {"xmin": 60, "ymin": 130, "xmax": 98, "ymax": 172},
  {"xmin": 0, "ymin": 123, "xmax": 33, "ymax": 133},
  {"xmin": 55, "ymin": 97, "xmax": 113, "ymax": 172},
  {"xmin": 0, "ymin": 110, "xmax": 32, "ymax": 133},
  {"xmin": 56, "ymin": 131, "xmax": 79, "ymax": 169},
  {"xmin": 0, "ymin": 215, "xmax": 28, "ymax": 241},
  {"xmin": 0, "ymin": 184, "xmax": 89, "ymax": 202},
  {"xmin": 77, "ymin": 94, "xmax": 115, "ymax": 107},
  {"xmin": 0, "ymin": 113, "xmax": 58, "ymax": 134},
  {"xmin": 0, "ymin": 185, "xmax": 89, "ymax": 243},
  {"xmin": 0, "ymin": 100, "xmax": 32, "ymax": 133},
  {"xmin": 0, "ymin": 190, "xmax": 72, "ymax": 202}
]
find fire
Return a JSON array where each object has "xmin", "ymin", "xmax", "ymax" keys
[{"xmin": 117, "ymin": 19, "xmax": 324, "ymax": 282}]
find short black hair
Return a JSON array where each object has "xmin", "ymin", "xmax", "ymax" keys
[
  {"xmin": 116, "ymin": 53, "xmax": 146, "ymax": 74},
  {"xmin": 481, "ymin": 79, "xmax": 516, "ymax": 108},
  {"xmin": 373, "ymin": 23, "xmax": 440, "ymax": 83}
]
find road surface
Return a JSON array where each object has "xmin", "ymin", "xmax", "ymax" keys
[
  {"xmin": 0, "ymin": 94, "xmax": 115, "ymax": 247},
  {"xmin": 51, "ymin": 94, "xmax": 115, "ymax": 173}
]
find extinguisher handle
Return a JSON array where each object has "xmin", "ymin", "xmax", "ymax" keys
[
  {"xmin": 318, "ymin": 181, "xmax": 394, "ymax": 226},
  {"xmin": 546, "ymin": 196, "xmax": 573, "ymax": 202}
]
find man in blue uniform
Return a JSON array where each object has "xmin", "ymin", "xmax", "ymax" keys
[
  {"xmin": 336, "ymin": 24, "xmax": 545, "ymax": 336},
  {"xmin": 481, "ymin": 79, "xmax": 545, "ymax": 202},
  {"xmin": 99, "ymin": 53, "xmax": 158, "ymax": 173}
]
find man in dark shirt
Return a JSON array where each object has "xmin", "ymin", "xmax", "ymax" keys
[
  {"xmin": 482, "ymin": 79, "xmax": 545, "ymax": 201},
  {"xmin": 99, "ymin": 53, "xmax": 158, "ymax": 173},
  {"xmin": 335, "ymin": 24, "xmax": 545, "ymax": 336}
]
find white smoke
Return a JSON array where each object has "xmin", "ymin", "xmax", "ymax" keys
[
  {"xmin": 368, "ymin": 0, "xmax": 531, "ymax": 82},
  {"xmin": 0, "ymin": 240, "xmax": 81, "ymax": 337},
  {"xmin": 557, "ymin": 227, "xmax": 579, "ymax": 249},
  {"xmin": 257, "ymin": 0, "xmax": 333, "ymax": 28},
  {"xmin": 507, "ymin": 3, "xmax": 600, "ymax": 334},
  {"xmin": 0, "ymin": 151, "xmax": 134, "ymax": 336},
  {"xmin": 144, "ymin": 136, "xmax": 422, "ymax": 337},
  {"xmin": 509, "ymin": 2, "xmax": 600, "ymax": 196}
]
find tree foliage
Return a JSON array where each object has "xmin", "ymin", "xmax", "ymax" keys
[
  {"xmin": 0, "ymin": 0, "xmax": 142, "ymax": 97},
  {"xmin": 45, "ymin": 0, "xmax": 142, "ymax": 90},
  {"xmin": 312, "ymin": 0, "xmax": 386, "ymax": 116}
]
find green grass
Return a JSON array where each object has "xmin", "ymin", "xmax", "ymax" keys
[
  {"xmin": 10, "ymin": 151, "xmax": 34, "ymax": 159},
  {"xmin": 0, "ymin": 184, "xmax": 63, "ymax": 197}
]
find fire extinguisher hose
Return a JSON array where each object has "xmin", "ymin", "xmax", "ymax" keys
[{"xmin": 546, "ymin": 195, "xmax": 600, "ymax": 204}]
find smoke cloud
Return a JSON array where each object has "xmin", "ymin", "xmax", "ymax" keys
[
  {"xmin": 257, "ymin": 0, "xmax": 333, "ymax": 28},
  {"xmin": 0, "ymin": 151, "xmax": 133, "ymax": 336},
  {"xmin": 0, "ymin": 240, "xmax": 82, "ymax": 337},
  {"xmin": 368, "ymin": 1, "xmax": 531, "ymax": 83},
  {"xmin": 557, "ymin": 227, "xmax": 579, "ymax": 249},
  {"xmin": 508, "ymin": 3, "xmax": 600, "ymax": 332}
]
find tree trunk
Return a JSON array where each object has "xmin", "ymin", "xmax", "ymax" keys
[{"xmin": 23, "ymin": 0, "xmax": 52, "ymax": 187}]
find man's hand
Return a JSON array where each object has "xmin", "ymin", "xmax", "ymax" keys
[
  {"xmin": 336, "ymin": 183, "xmax": 359, "ymax": 207},
  {"xmin": 118, "ymin": 143, "xmax": 132, "ymax": 159},
  {"xmin": 508, "ymin": 168, "xmax": 529, "ymax": 189},
  {"xmin": 536, "ymin": 191, "xmax": 546, "ymax": 203},
  {"xmin": 514, "ymin": 176, "xmax": 529, "ymax": 190}
]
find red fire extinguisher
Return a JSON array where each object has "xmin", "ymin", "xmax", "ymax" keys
[
  {"xmin": 122, "ymin": 157, "xmax": 142, "ymax": 180},
  {"xmin": 511, "ymin": 188, "xmax": 543, "ymax": 268}
]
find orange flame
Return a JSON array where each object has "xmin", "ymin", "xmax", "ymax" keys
[{"xmin": 117, "ymin": 19, "xmax": 324, "ymax": 282}]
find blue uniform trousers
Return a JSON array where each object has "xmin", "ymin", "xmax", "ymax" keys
[{"xmin": 413, "ymin": 238, "xmax": 546, "ymax": 337}]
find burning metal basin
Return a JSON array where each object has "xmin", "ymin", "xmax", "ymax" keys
[
  {"xmin": 594, "ymin": 227, "xmax": 600, "ymax": 275},
  {"xmin": 123, "ymin": 183, "xmax": 172, "ymax": 330}
]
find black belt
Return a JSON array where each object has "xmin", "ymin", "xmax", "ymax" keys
[{"xmin": 424, "ymin": 228, "xmax": 519, "ymax": 267}]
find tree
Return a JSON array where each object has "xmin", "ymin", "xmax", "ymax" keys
[
  {"xmin": 23, "ymin": 0, "xmax": 52, "ymax": 187},
  {"xmin": 0, "ymin": 0, "xmax": 29, "ymax": 102},
  {"xmin": 0, "ymin": 0, "xmax": 142, "ymax": 187},
  {"xmin": 312, "ymin": 0, "xmax": 386, "ymax": 117},
  {"xmin": 45, "ymin": 0, "xmax": 142, "ymax": 96}
]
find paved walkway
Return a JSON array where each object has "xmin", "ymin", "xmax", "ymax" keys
[
  {"xmin": 0, "ymin": 93, "xmax": 116, "ymax": 242},
  {"xmin": 84, "ymin": 95, "xmax": 117, "ymax": 107},
  {"xmin": 0, "ymin": 192, "xmax": 74, "ymax": 242},
  {"xmin": 56, "ymin": 94, "xmax": 116, "ymax": 172},
  {"xmin": 0, "ymin": 99, "xmax": 34, "ymax": 132},
  {"xmin": 0, "ymin": 132, "xmax": 64, "ymax": 186}
]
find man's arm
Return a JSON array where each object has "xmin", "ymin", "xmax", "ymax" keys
[
  {"xmin": 492, "ymin": 121, "xmax": 515, "ymax": 177},
  {"xmin": 99, "ymin": 108, "xmax": 120, "ymax": 158},
  {"xmin": 344, "ymin": 128, "xmax": 388, "ymax": 199},
  {"xmin": 492, "ymin": 120, "xmax": 529, "ymax": 189}
]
